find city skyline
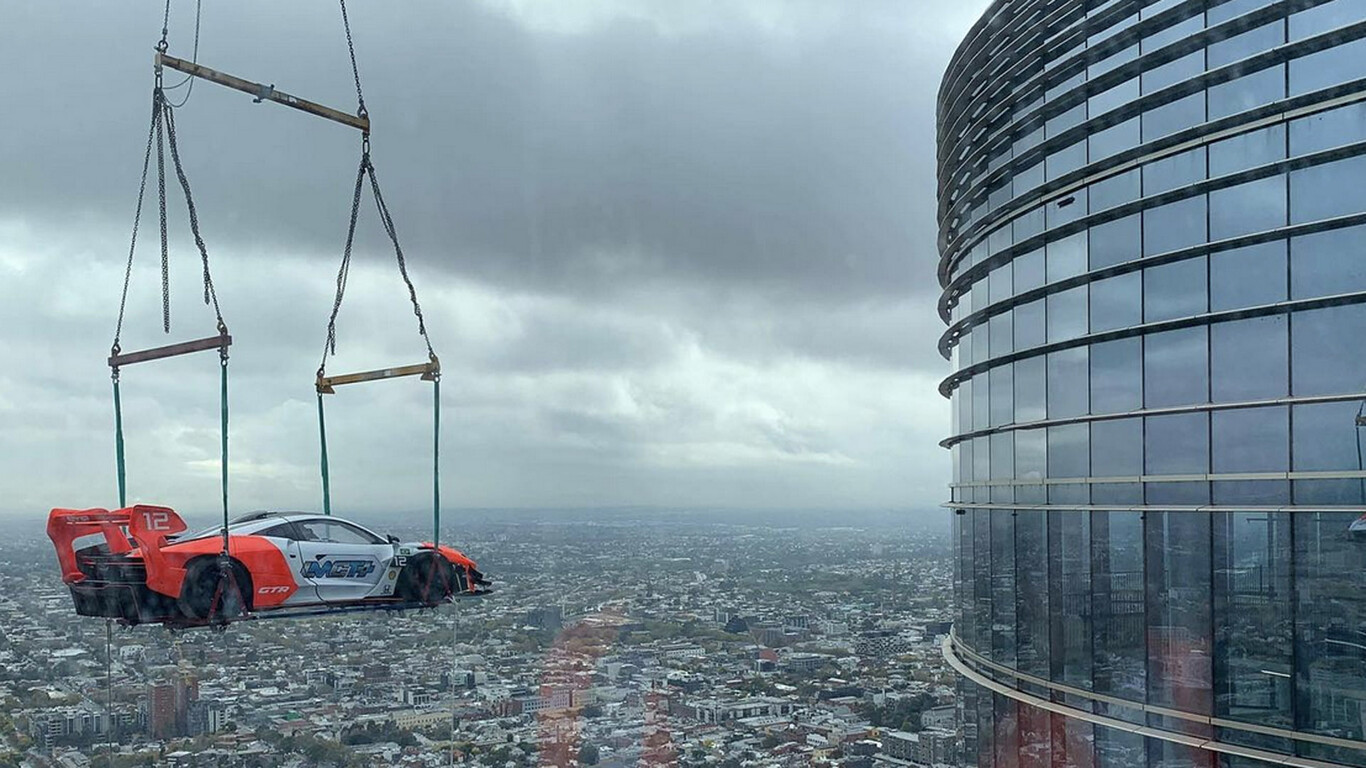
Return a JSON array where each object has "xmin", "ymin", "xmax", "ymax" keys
[{"xmin": 0, "ymin": 510, "xmax": 957, "ymax": 766}]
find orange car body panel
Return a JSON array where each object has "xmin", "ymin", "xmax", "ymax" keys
[
  {"xmin": 48, "ymin": 508, "xmax": 135, "ymax": 583},
  {"xmin": 146, "ymin": 535, "xmax": 300, "ymax": 608},
  {"xmin": 424, "ymin": 542, "xmax": 482, "ymax": 593},
  {"xmin": 51, "ymin": 506, "xmax": 299, "ymax": 607}
]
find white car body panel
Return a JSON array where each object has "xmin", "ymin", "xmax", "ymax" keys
[{"xmin": 182, "ymin": 513, "xmax": 433, "ymax": 607}]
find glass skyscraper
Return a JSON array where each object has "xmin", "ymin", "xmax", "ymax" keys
[{"xmin": 938, "ymin": 1, "xmax": 1366, "ymax": 767}]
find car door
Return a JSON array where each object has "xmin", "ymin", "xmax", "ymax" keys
[
  {"xmin": 291, "ymin": 519, "xmax": 392, "ymax": 602},
  {"xmin": 255, "ymin": 521, "xmax": 319, "ymax": 605}
]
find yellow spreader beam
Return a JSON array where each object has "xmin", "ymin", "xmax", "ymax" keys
[{"xmin": 316, "ymin": 359, "xmax": 440, "ymax": 394}]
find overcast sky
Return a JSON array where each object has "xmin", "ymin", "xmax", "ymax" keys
[{"xmin": 0, "ymin": 1, "xmax": 989, "ymax": 522}]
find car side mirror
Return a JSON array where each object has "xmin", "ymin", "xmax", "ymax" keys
[{"xmin": 387, "ymin": 535, "xmax": 400, "ymax": 544}]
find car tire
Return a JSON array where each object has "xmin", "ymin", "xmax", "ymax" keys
[
  {"xmin": 396, "ymin": 553, "xmax": 454, "ymax": 606},
  {"xmin": 180, "ymin": 558, "xmax": 251, "ymax": 622}
]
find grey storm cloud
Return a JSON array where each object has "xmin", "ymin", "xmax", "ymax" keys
[
  {"xmin": 0, "ymin": 0, "xmax": 988, "ymax": 519},
  {"xmin": 2, "ymin": 1, "xmax": 967, "ymax": 305}
]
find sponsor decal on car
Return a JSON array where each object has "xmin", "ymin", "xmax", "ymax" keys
[
  {"xmin": 257, "ymin": 585, "xmax": 291, "ymax": 595},
  {"xmin": 302, "ymin": 559, "xmax": 377, "ymax": 579}
]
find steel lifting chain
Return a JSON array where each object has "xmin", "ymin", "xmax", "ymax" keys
[
  {"xmin": 321, "ymin": 150, "xmax": 369, "ymax": 368},
  {"xmin": 111, "ymin": 89, "xmax": 162, "ymax": 368},
  {"xmin": 112, "ymin": 65, "xmax": 228, "ymax": 363},
  {"xmin": 367, "ymin": 161, "xmax": 436, "ymax": 363},
  {"xmin": 157, "ymin": 0, "xmax": 171, "ymax": 53},
  {"xmin": 339, "ymin": 0, "xmax": 368, "ymax": 120},
  {"xmin": 319, "ymin": 0, "xmax": 437, "ymax": 376},
  {"xmin": 318, "ymin": 145, "xmax": 438, "ymax": 373},
  {"xmin": 163, "ymin": 102, "xmax": 226, "ymax": 336},
  {"xmin": 156, "ymin": 87, "xmax": 170, "ymax": 333}
]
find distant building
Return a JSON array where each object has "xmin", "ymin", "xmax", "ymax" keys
[
  {"xmin": 780, "ymin": 652, "xmax": 830, "ymax": 673},
  {"xmin": 28, "ymin": 706, "xmax": 107, "ymax": 750},
  {"xmin": 145, "ymin": 675, "xmax": 196, "ymax": 739},
  {"xmin": 187, "ymin": 698, "xmax": 225, "ymax": 736},
  {"xmin": 750, "ymin": 623, "xmax": 786, "ymax": 646},
  {"xmin": 855, "ymin": 630, "xmax": 909, "ymax": 658},
  {"xmin": 881, "ymin": 730, "xmax": 918, "ymax": 762},
  {"xmin": 659, "ymin": 643, "xmax": 704, "ymax": 660},
  {"xmin": 848, "ymin": 739, "xmax": 881, "ymax": 757},
  {"xmin": 916, "ymin": 727, "xmax": 958, "ymax": 765},
  {"xmin": 920, "ymin": 705, "xmax": 955, "ymax": 731},
  {"xmin": 689, "ymin": 697, "xmax": 794, "ymax": 724},
  {"xmin": 392, "ymin": 709, "xmax": 449, "ymax": 730},
  {"xmin": 921, "ymin": 621, "xmax": 952, "ymax": 638},
  {"xmin": 526, "ymin": 605, "xmax": 564, "ymax": 631}
]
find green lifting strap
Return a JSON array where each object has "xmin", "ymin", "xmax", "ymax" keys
[
  {"xmin": 109, "ymin": 68, "xmax": 231, "ymax": 527},
  {"xmin": 219, "ymin": 357, "xmax": 229, "ymax": 549},
  {"xmin": 433, "ymin": 378, "xmax": 440, "ymax": 549},
  {"xmin": 316, "ymin": 1, "xmax": 442, "ymax": 544},
  {"xmin": 110, "ymin": 354, "xmax": 230, "ymax": 537},
  {"xmin": 113, "ymin": 378, "xmax": 127, "ymax": 508},
  {"xmin": 318, "ymin": 394, "xmax": 332, "ymax": 516},
  {"xmin": 314, "ymin": 377, "xmax": 440, "ymax": 533}
]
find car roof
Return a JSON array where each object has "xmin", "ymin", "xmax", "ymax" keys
[
  {"xmin": 229, "ymin": 512, "xmax": 339, "ymax": 532},
  {"xmin": 182, "ymin": 512, "xmax": 373, "ymax": 540}
]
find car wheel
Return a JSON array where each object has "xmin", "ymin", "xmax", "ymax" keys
[
  {"xmin": 396, "ymin": 553, "xmax": 454, "ymax": 605},
  {"xmin": 181, "ymin": 558, "xmax": 251, "ymax": 622}
]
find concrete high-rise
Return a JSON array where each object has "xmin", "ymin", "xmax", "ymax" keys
[{"xmin": 937, "ymin": 2, "xmax": 1366, "ymax": 767}]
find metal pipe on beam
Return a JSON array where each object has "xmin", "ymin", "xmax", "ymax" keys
[
  {"xmin": 108, "ymin": 333, "xmax": 232, "ymax": 369},
  {"xmin": 155, "ymin": 53, "xmax": 370, "ymax": 133}
]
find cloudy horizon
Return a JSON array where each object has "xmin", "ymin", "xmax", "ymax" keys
[{"xmin": 0, "ymin": 0, "xmax": 990, "ymax": 522}]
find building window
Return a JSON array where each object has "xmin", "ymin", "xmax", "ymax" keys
[
  {"xmin": 1212, "ymin": 406, "xmax": 1289, "ymax": 473},
  {"xmin": 1048, "ymin": 347, "xmax": 1090, "ymax": 418},
  {"xmin": 1144, "ymin": 327, "xmax": 1209, "ymax": 408},
  {"xmin": 1048, "ymin": 423, "xmax": 1089, "ymax": 478},
  {"xmin": 1210, "ymin": 241, "xmax": 1286, "ymax": 311},
  {"xmin": 1211, "ymin": 316, "xmax": 1287, "ymax": 402},
  {"xmin": 1091, "ymin": 337, "xmax": 1143, "ymax": 413},
  {"xmin": 1290, "ymin": 154, "xmax": 1366, "ymax": 225},
  {"xmin": 1291, "ymin": 224, "xmax": 1366, "ymax": 300},
  {"xmin": 1145, "ymin": 412, "xmax": 1210, "ymax": 475},
  {"xmin": 1092, "ymin": 417, "xmax": 1143, "ymax": 477},
  {"xmin": 1144, "ymin": 258, "xmax": 1208, "ymax": 323},
  {"xmin": 1291, "ymin": 303, "xmax": 1366, "ymax": 396},
  {"xmin": 1143, "ymin": 197, "xmax": 1208, "ymax": 256}
]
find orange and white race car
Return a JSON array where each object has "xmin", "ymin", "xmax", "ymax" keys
[{"xmin": 48, "ymin": 505, "xmax": 490, "ymax": 627}]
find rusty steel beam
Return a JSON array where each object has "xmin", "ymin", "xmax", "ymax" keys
[
  {"xmin": 109, "ymin": 333, "xmax": 232, "ymax": 368},
  {"xmin": 156, "ymin": 53, "xmax": 370, "ymax": 133}
]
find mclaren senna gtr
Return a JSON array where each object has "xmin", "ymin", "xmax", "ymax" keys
[{"xmin": 48, "ymin": 505, "xmax": 490, "ymax": 626}]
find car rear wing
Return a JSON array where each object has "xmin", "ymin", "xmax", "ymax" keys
[{"xmin": 48, "ymin": 506, "xmax": 187, "ymax": 583}]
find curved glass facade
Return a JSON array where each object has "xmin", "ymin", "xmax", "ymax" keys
[{"xmin": 938, "ymin": 1, "xmax": 1366, "ymax": 767}]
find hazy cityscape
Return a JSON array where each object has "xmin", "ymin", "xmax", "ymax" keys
[
  {"xmin": 0, "ymin": 510, "xmax": 957, "ymax": 767},
  {"xmin": 15, "ymin": 0, "xmax": 1366, "ymax": 766}
]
